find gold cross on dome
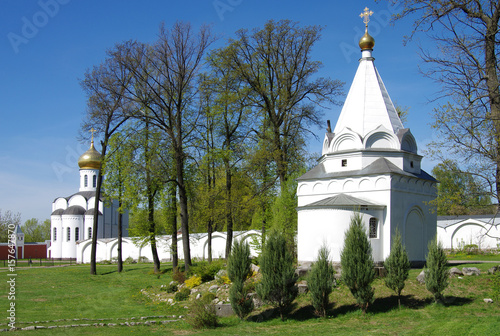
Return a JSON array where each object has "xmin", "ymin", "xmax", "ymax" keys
[
  {"xmin": 90, "ymin": 127, "xmax": 96, "ymax": 142},
  {"xmin": 360, "ymin": 7, "xmax": 373, "ymax": 27}
]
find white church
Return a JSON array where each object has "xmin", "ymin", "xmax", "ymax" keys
[
  {"xmin": 297, "ymin": 11, "xmax": 437, "ymax": 265},
  {"xmin": 48, "ymin": 138, "xmax": 129, "ymax": 259}
]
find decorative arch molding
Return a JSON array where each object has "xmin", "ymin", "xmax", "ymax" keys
[
  {"xmin": 68, "ymin": 195, "xmax": 87, "ymax": 208},
  {"xmin": 398, "ymin": 129, "xmax": 418, "ymax": 153},
  {"xmin": 298, "ymin": 183, "xmax": 310, "ymax": 195},
  {"xmin": 450, "ymin": 222, "xmax": 488, "ymax": 250},
  {"xmin": 202, "ymin": 233, "xmax": 227, "ymax": 260},
  {"xmin": 364, "ymin": 127, "xmax": 399, "ymax": 150},
  {"xmin": 330, "ymin": 129, "xmax": 363, "ymax": 152},
  {"xmin": 403, "ymin": 205, "xmax": 425, "ymax": 261},
  {"xmin": 327, "ymin": 181, "xmax": 339, "ymax": 193},
  {"xmin": 313, "ymin": 182, "xmax": 325, "ymax": 193}
]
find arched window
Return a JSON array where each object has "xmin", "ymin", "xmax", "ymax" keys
[
  {"xmin": 53, "ymin": 228, "xmax": 57, "ymax": 242},
  {"xmin": 84, "ymin": 175, "xmax": 88, "ymax": 187},
  {"xmin": 67, "ymin": 227, "xmax": 71, "ymax": 241},
  {"xmin": 92, "ymin": 175, "xmax": 97, "ymax": 188},
  {"xmin": 369, "ymin": 217, "xmax": 378, "ymax": 239},
  {"xmin": 75, "ymin": 227, "xmax": 79, "ymax": 241},
  {"xmin": 88, "ymin": 227, "xmax": 92, "ymax": 239}
]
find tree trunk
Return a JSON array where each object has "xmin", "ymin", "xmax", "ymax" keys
[
  {"xmin": 176, "ymin": 150, "xmax": 191, "ymax": 272},
  {"xmin": 117, "ymin": 199, "xmax": 123, "ymax": 273},
  {"xmin": 208, "ymin": 219, "xmax": 213, "ymax": 263},
  {"xmin": 224, "ymin": 160, "xmax": 233, "ymax": 259},
  {"xmin": 148, "ymin": 192, "xmax": 161, "ymax": 273},
  {"xmin": 168, "ymin": 182, "xmax": 178, "ymax": 269}
]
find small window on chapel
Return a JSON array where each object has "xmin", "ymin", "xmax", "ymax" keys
[
  {"xmin": 341, "ymin": 159, "xmax": 347, "ymax": 167},
  {"xmin": 410, "ymin": 161, "xmax": 414, "ymax": 168},
  {"xmin": 93, "ymin": 175, "xmax": 97, "ymax": 188},
  {"xmin": 67, "ymin": 227, "xmax": 71, "ymax": 241},
  {"xmin": 75, "ymin": 227, "xmax": 79, "ymax": 241},
  {"xmin": 369, "ymin": 217, "xmax": 378, "ymax": 239},
  {"xmin": 88, "ymin": 227, "xmax": 92, "ymax": 239},
  {"xmin": 53, "ymin": 228, "xmax": 57, "ymax": 241},
  {"xmin": 84, "ymin": 175, "xmax": 88, "ymax": 187}
]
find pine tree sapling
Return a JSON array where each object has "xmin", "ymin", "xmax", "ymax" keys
[
  {"xmin": 384, "ymin": 230, "xmax": 410, "ymax": 308},
  {"xmin": 340, "ymin": 212, "xmax": 375, "ymax": 313},
  {"xmin": 227, "ymin": 239, "xmax": 254, "ymax": 319},
  {"xmin": 308, "ymin": 245, "xmax": 335, "ymax": 317},
  {"xmin": 257, "ymin": 231, "xmax": 298, "ymax": 321},
  {"xmin": 425, "ymin": 237, "xmax": 449, "ymax": 303}
]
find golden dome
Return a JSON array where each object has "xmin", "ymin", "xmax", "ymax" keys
[
  {"xmin": 78, "ymin": 141, "xmax": 102, "ymax": 170},
  {"xmin": 359, "ymin": 29, "xmax": 375, "ymax": 50}
]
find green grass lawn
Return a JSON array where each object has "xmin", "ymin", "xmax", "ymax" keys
[
  {"xmin": 1, "ymin": 262, "xmax": 499, "ymax": 335},
  {"xmin": 446, "ymin": 253, "xmax": 500, "ymax": 261}
]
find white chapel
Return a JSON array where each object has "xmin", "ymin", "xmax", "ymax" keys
[
  {"xmin": 297, "ymin": 9, "xmax": 437, "ymax": 265},
  {"xmin": 48, "ymin": 138, "xmax": 129, "ymax": 259}
]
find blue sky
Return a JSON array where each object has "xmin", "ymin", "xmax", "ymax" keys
[{"xmin": 0, "ymin": 0, "xmax": 441, "ymax": 223}]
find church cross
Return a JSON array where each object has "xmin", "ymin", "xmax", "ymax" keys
[
  {"xmin": 90, "ymin": 127, "xmax": 96, "ymax": 143},
  {"xmin": 360, "ymin": 7, "xmax": 373, "ymax": 27}
]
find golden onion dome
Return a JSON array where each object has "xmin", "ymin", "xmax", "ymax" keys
[
  {"xmin": 359, "ymin": 29, "xmax": 375, "ymax": 50},
  {"xmin": 78, "ymin": 141, "xmax": 102, "ymax": 170}
]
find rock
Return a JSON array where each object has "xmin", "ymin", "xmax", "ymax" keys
[
  {"xmin": 209, "ymin": 284, "xmax": 219, "ymax": 293},
  {"xmin": 484, "ymin": 298, "xmax": 494, "ymax": 303},
  {"xmin": 417, "ymin": 270, "xmax": 426, "ymax": 284},
  {"xmin": 196, "ymin": 293, "xmax": 202, "ymax": 300},
  {"xmin": 215, "ymin": 303, "xmax": 234, "ymax": 317},
  {"xmin": 297, "ymin": 280, "xmax": 308, "ymax": 294},
  {"xmin": 167, "ymin": 298, "xmax": 173, "ymax": 304},
  {"xmin": 449, "ymin": 267, "xmax": 463, "ymax": 276},
  {"xmin": 295, "ymin": 265, "xmax": 310, "ymax": 277},
  {"xmin": 251, "ymin": 264, "xmax": 260, "ymax": 274},
  {"xmin": 488, "ymin": 266, "xmax": 499, "ymax": 275},
  {"xmin": 462, "ymin": 267, "xmax": 481, "ymax": 276}
]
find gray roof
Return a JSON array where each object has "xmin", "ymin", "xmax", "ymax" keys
[
  {"xmin": 298, "ymin": 157, "xmax": 436, "ymax": 182},
  {"xmin": 62, "ymin": 205, "xmax": 86, "ymax": 215},
  {"xmin": 51, "ymin": 209, "xmax": 64, "ymax": 216},
  {"xmin": 299, "ymin": 193, "xmax": 385, "ymax": 209},
  {"xmin": 53, "ymin": 191, "xmax": 101, "ymax": 203},
  {"xmin": 85, "ymin": 208, "xmax": 102, "ymax": 216}
]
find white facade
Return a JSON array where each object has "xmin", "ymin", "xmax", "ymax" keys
[
  {"xmin": 48, "ymin": 141, "xmax": 129, "ymax": 259},
  {"xmin": 438, "ymin": 215, "xmax": 500, "ymax": 250},
  {"xmin": 75, "ymin": 230, "xmax": 262, "ymax": 264},
  {"xmin": 297, "ymin": 32, "xmax": 437, "ymax": 264}
]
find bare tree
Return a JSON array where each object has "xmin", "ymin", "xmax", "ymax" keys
[
  {"xmin": 112, "ymin": 22, "xmax": 215, "ymax": 272},
  {"xmin": 391, "ymin": 0, "xmax": 500, "ymax": 205},
  {"xmin": 80, "ymin": 54, "xmax": 133, "ymax": 275}
]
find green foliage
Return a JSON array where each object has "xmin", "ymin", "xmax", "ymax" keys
[
  {"xmin": 0, "ymin": 210, "xmax": 21, "ymax": 242},
  {"xmin": 270, "ymin": 173, "xmax": 299, "ymax": 248},
  {"xmin": 308, "ymin": 245, "xmax": 336, "ymax": 317},
  {"xmin": 186, "ymin": 293, "xmax": 218, "ymax": 329},
  {"xmin": 185, "ymin": 275, "xmax": 202, "ymax": 289},
  {"xmin": 425, "ymin": 238, "xmax": 449, "ymax": 303},
  {"xmin": 164, "ymin": 282, "xmax": 178, "ymax": 293},
  {"xmin": 257, "ymin": 230, "xmax": 298, "ymax": 321},
  {"xmin": 21, "ymin": 218, "xmax": 51, "ymax": 242},
  {"xmin": 124, "ymin": 256, "xmax": 136, "ymax": 264},
  {"xmin": 384, "ymin": 230, "xmax": 410, "ymax": 307},
  {"xmin": 172, "ymin": 267, "xmax": 186, "ymax": 284},
  {"xmin": 174, "ymin": 287, "xmax": 191, "ymax": 301},
  {"xmin": 340, "ymin": 212, "xmax": 375, "ymax": 313},
  {"xmin": 430, "ymin": 160, "xmax": 492, "ymax": 216},
  {"xmin": 492, "ymin": 271, "xmax": 500, "ymax": 303},
  {"xmin": 189, "ymin": 260, "xmax": 225, "ymax": 282},
  {"xmin": 228, "ymin": 239, "xmax": 254, "ymax": 319}
]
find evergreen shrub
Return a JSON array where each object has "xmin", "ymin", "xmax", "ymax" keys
[
  {"xmin": 384, "ymin": 230, "xmax": 410, "ymax": 308},
  {"xmin": 425, "ymin": 237, "xmax": 449, "ymax": 302},
  {"xmin": 257, "ymin": 231, "xmax": 298, "ymax": 321},
  {"xmin": 228, "ymin": 239, "xmax": 254, "ymax": 319},
  {"xmin": 308, "ymin": 245, "xmax": 335, "ymax": 317},
  {"xmin": 340, "ymin": 212, "xmax": 375, "ymax": 313}
]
